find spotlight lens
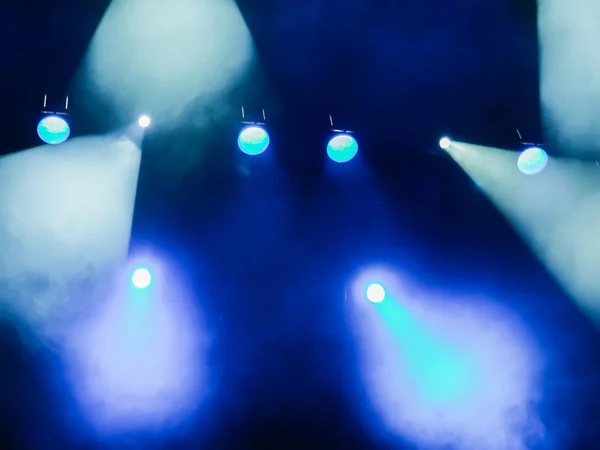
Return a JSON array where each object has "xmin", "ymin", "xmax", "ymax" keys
[
  {"xmin": 37, "ymin": 115, "xmax": 70, "ymax": 145},
  {"xmin": 238, "ymin": 126, "xmax": 270, "ymax": 155},
  {"xmin": 327, "ymin": 134, "xmax": 358, "ymax": 163},
  {"xmin": 439, "ymin": 137, "xmax": 451, "ymax": 149},
  {"xmin": 132, "ymin": 268, "xmax": 152, "ymax": 289},
  {"xmin": 366, "ymin": 283, "xmax": 386, "ymax": 303},
  {"xmin": 138, "ymin": 115, "xmax": 151, "ymax": 128},
  {"xmin": 518, "ymin": 147, "xmax": 548, "ymax": 175}
]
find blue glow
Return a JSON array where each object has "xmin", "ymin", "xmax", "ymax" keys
[
  {"xmin": 64, "ymin": 260, "xmax": 206, "ymax": 435},
  {"xmin": 518, "ymin": 147, "xmax": 548, "ymax": 175},
  {"xmin": 37, "ymin": 115, "xmax": 71, "ymax": 145},
  {"xmin": 377, "ymin": 298, "xmax": 475, "ymax": 404},
  {"xmin": 238, "ymin": 126, "xmax": 270, "ymax": 155},
  {"xmin": 132, "ymin": 267, "xmax": 152, "ymax": 289},
  {"xmin": 349, "ymin": 268, "xmax": 541, "ymax": 449},
  {"xmin": 327, "ymin": 134, "xmax": 358, "ymax": 163},
  {"xmin": 366, "ymin": 283, "xmax": 386, "ymax": 303}
]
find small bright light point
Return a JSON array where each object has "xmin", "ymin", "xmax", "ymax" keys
[
  {"xmin": 237, "ymin": 126, "xmax": 270, "ymax": 155},
  {"xmin": 439, "ymin": 137, "xmax": 451, "ymax": 149},
  {"xmin": 132, "ymin": 268, "xmax": 152, "ymax": 289},
  {"xmin": 366, "ymin": 283, "xmax": 386, "ymax": 303},
  {"xmin": 518, "ymin": 147, "xmax": 548, "ymax": 175},
  {"xmin": 138, "ymin": 115, "xmax": 151, "ymax": 128},
  {"xmin": 327, "ymin": 134, "xmax": 358, "ymax": 163},
  {"xmin": 37, "ymin": 115, "xmax": 71, "ymax": 145}
]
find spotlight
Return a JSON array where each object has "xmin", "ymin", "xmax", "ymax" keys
[
  {"xmin": 37, "ymin": 115, "xmax": 71, "ymax": 145},
  {"xmin": 138, "ymin": 115, "xmax": 151, "ymax": 128},
  {"xmin": 327, "ymin": 134, "xmax": 358, "ymax": 163},
  {"xmin": 238, "ymin": 125, "xmax": 270, "ymax": 155},
  {"xmin": 439, "ymin": 137, "xmax": 451, "ymax": 150},
  {"xmin": 366, "ymin": 283, "xmax": 386, "ymax": 303},
  {"xmin": 132, "ymin": 267, "xmax": 152, "ymax": 289},
  {"xmin": 518, "ymin": 146, "xmax": 548, "ymax": 175}
]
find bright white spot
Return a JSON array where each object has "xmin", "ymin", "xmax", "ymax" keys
[
  {"xmin": 132, "ymin": 268, "xmax": 151, "ymax": 288},
  {"xmin": 138, "ymin": 115, "xmax": 151, "ymax": 128},
  {"xmin": 440, "ymin": 137, "xmax": 451, "ymax": 150},
  {"xmin": 366, "ymin": 283, "xmax": 386, "ymax": 303}
]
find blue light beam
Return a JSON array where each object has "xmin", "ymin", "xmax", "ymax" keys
[{"xmin": 349, "ymin": 268, "xmax": 542, "ymax": 450}]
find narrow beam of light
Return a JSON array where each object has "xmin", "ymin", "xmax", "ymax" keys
[
  {"xmin": 327, "ymin": 134, "xmax": 358, "ymax": 163},
  {"xmin": 77, "ymin": 0, "xmax": 254, "ymax": 124},
  {"xmin": 37, "ymin": 115, "xmax": 71, "ymax": 145},
  {"xmin": 539, "ymin": 0, "xmax": 600, "ymax": 157},
  {"xmin": 446, "ymin": 141, "xmax": 600, "ymax": 324},
  {"xmin": 0, "ymin": 136, "xmax": 141, "ymax": 329},
  {"xmin": 349, "ymin": 267, "xmax": 542, "ymax": 450}
]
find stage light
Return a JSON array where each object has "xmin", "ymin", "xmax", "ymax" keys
[
  {"xmin": 132, "ymin": 267, "xmax": 152, "ymax": 289},
  {"xmin": 517, "ymin": 147, "xmax": 548, "ymax": 175},
  {"xmin": 439, "ymin": 137, "xmax": 451, "ymax": 149},
  {"xmin": 238, "ymin": 125, "xmax": 270, "ymax": 155},
  {"xmin": 366, "ymin": 283, "xmax": 386, "ymax": 303},
  {"xmin": 327, "ymin": 134, "xmax": 358, "ymax": 163},
  {"xmin": 37, "ymin": 115, "xmax": 70, "ymax": 145},
  {"xmin": 138, "ymin": 115, "xmax": 151, "ymax": 128}
]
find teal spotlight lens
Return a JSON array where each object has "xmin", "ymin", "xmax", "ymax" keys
[
  {"xmin": 37, "ymin": 115, "xmax": 70, "ymax": 145},
  {"xmin": 238, "ymin": 126, "xmax": 270, "ymax": 155},
  {"xmin": 518, "ymin": 147, "xmax": 548, "ymax": 175},
  {"xmin": 327, "ymin": 134, "xmax": 358, "ymax": 163},
  {"xmin": 366, "ymin": 283, "xmax": 386, "ymax": 303}
]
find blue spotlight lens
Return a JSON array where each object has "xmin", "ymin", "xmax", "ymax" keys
[
  {"xmin": 132, "ymin": 268, "xmax": 152, "ymax": 289},
  {"xmin": 37, "ymin": 115, "xmax": 70, "ymax": 145},
  {"xmin": 518, "ymin": 147, "xmax": 548, "ymax": 175},
  {"xmin": 366, "ymin": 283, "xmax": 386, "ymax": 303},
  {"xmin": 238, "ymin": 126, "xmax": 270, "ymax": 155},
  {"xmin": 327, "ymin": 134, "xmax": 358, "ymax": 163}
]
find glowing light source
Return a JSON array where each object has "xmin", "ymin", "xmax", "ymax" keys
[
  {"xmin": 366, "ymin": 283, "xmax": 386, "ymax": 303},
  {"xmin": 327, "ymin": 134, "xmax": 358, "ymax": 163},
  {"xmin": 132, "ymin": 268, "xmax": 152, "ymax": 289},
  {"xmin": 138, "ymin": 115, "xmax": 151, "ymax": 128},
  {"xmin": 439, "ymin": 137, "xmax": 451, "ymax": 149},
  {"xmin": 517, "ymin": 147, "xmax": 548, "ymax": 175},
  {"xmin": 237, "ymin": 126, "xmax": 270, "ymax": 155},
  {"xmin": 37, "ymin": 115, "xmax": 71, "ymax": 145}
]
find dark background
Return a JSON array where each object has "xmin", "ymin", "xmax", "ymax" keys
[{"xmin": 2, "ymin": 0, "xmax": 600, "ymax": 448}]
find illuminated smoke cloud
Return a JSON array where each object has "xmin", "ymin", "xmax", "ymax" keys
[
  {"xmin": 62, "ymin": 257, "xmax": 208, "ymax": 437},
  {"xmin": 349, "ymin": 267, "xmax": 543, "ymax": 450}
]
